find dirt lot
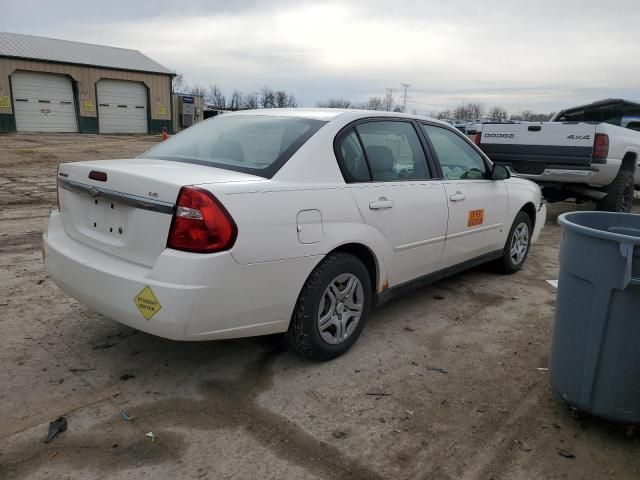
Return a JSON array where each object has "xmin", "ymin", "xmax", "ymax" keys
[{"xmin": 0, "ymin": 133, "xmax": 638, "ymax": 480}]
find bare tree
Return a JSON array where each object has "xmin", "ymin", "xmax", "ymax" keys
[
  {"xmin": 530, "ymin": 112, "xmax": 555, "ymax": 121},
  {"xmin": 365, "ymin": 96, "xmax": 384, "ymax": 110},
  {"xmin": 274, "ymin": 91, "xmax": 297, "ymax": 108},
  {"xmin": 382, "ymin": 90, "xmax": 395, "ymax": 111},
  {"xmin": 453, "ymin": 105, "xmax": 467, "ymax": 120},
  {"xmin": 467, "ymin": 102, "xmax": 484, "ymax": 120},
  {"xmin": 510, "ymin": 111, "xmax": 554, "ymax": 122},
  {"xmin": 172, "ymin": 73, "xmax": 186, "ymax": 93},
  {"xmin": 436, "ymin": 109, "xmax": 452, "ymax": 120},
  {"xmin": 207, "ymin": 85, "xmax": 226, "ymax": 110},
  {"xmin": 316, "ymin": 98, "xmax": 352, "ymax": 108},
  {"xmin": 229, "ymin": 90, "xmax": 242, "ymax": 111},
  {"xmin": 489, "ymin": 106, "xmax": 508, "ymax": 122},
  {"xmin": 243, "ymin": 92, "xmax": 258, "ymax": 109},
  {"xmin": 260, "ymin": 87, "xmax": 276, "ymax": 108},
  {"xmin": 189, "ymin": 84, "xmax": 207, "ymax": 98},
  {"xmin": 519, "ymin": 110, "xmax": 533, "ymax": 121}
]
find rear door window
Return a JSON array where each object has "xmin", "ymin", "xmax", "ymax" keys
[
  {"xmin": 356, "ymin": 121, "xmax": 430, "ymax": 182},
  {"xmin": 338, "ymin": 130, "xmax": 371, "ymax": 182}
]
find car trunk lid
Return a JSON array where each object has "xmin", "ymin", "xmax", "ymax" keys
[{"xmin": 57, "ymin": 158, "xmax": 261, "ymax": 267}]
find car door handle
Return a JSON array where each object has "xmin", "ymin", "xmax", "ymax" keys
[
  {"xmin": 369, "ymin": 198, "xmax": 394, "ymax": 210},
  {"xmin": 449, "ymin": 192, "xmax": 466, "ymax": 202}
]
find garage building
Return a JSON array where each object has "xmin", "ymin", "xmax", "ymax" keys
[{"xmin": 0, "ymin": 31, "xmax": 174, "ymax": 134}]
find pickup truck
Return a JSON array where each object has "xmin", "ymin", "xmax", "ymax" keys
[{"xmin": 475, "ymin": 99, "xmax": 640, "ymax": 212}]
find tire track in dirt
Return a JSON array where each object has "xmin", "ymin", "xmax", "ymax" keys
[{"xmin": 0, "ymin": 344, "xmax": 388, "ymax": 480}]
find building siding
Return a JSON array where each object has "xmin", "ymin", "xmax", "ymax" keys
[{"xmin": 0, "ymin": 57, "xmax": 172, "ymax": 133}]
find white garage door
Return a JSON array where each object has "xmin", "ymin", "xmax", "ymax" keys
[
  {"xmin": 12, "ymin": 72, "xmax": 78, "ymax": 133},
  {"xmin": 97, "ymin": 80, "xmax": 148, "ymax": 134}
]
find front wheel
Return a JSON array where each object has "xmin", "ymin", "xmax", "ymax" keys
[
  {"xmin": 286, "ymin": 253, "xmax": 372, "ymax": 361},
  {"xmin": 496, "ymin": 211, "xmax": 533, "ymax": 274}
]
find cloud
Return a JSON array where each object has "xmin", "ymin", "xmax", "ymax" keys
[{"xmin": 3, "ymin": 0, "xmax": 640, "ymax": 113}]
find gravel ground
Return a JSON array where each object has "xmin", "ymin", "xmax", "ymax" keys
[{"xmin": 0, "ymin": 133, "xmax": 638, "ymax": 479}]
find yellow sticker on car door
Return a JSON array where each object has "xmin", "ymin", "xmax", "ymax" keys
[{"xmin": 467, "ymin": 209, "xmax": 485, "ymax": 227}]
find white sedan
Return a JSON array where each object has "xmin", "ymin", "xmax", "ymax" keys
[{"xmin": 44, "ymin": 109, "xmax": 546, "ymax": 360}]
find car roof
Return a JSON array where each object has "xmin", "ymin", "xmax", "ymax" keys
[{"xmin": 223, "ymin": 107, "xmax": 448, "ymax": 125}]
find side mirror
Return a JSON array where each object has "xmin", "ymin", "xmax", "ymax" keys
[{"xmin": 491, "ymin": 163, "xmax": 511, "ymax": 180}]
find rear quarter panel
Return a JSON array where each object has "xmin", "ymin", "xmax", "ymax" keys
[{"xmin": 200, "ymin": 182, "xmax": 388, "ymax": 292}]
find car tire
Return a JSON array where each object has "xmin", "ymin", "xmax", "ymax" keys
[
  {"xmin": 597, "ymin": 170, "xmax": 634, "ymax": 212},
  {"xmin": 496, "ymin": 211, "xmax": 533, "ymax": 274},
  {"xmin": 286, "ymin": 252, "xmax": 372, "ymax": 361}
]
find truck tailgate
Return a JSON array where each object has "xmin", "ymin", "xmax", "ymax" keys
[{"xmin": 479, "ymin": 122, "xmax": 596, "ymax": 174}]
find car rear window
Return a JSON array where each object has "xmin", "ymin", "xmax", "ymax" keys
[{"xmin": 140, "ymin": 115, "xmax": 326, "ymax": 178}]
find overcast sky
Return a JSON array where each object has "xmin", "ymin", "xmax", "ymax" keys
[{"xmin": 4, "ymin": 0, "xmax": 640, "ymax": 115}]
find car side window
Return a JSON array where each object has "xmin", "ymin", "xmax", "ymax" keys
[
  {"xmin": 421, "ymin": 124, "xmax": 487, "ymax": 180},
  {"xmin": 338, "ymin": 130, "xmax": 371, "ymax": 182},
  {"xmin": 356, "ymin": 121, "xmax": 430, "ymax": 182}
]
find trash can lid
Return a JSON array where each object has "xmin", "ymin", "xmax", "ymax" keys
[{"xmin": 558, "ymin": 211, "xmax": 640, "ymax": 244}]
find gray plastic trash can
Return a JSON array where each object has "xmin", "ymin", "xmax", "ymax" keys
[{"xmin": 550, "ymin": 211, "xmax": 640, "ymax": 423}]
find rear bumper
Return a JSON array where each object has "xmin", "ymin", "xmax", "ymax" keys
[
  {"xmin": 44, "ymin": 210, "xmax": 319, "ymax": 341},
  {"xmin": 504, "ymin": 162, "xmax": 620, "ymax": 187}
]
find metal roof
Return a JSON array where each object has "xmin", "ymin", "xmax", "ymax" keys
[{"xmin": 0, "ymin": 31, "xmax": 173, "ymax": 75}]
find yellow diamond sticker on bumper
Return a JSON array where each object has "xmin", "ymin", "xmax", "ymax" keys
[{"xmin": 134, "ymin": 286, "xmax": 161, "ymax": 320}]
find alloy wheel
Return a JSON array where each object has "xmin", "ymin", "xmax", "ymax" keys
[
  {"xmin": 317, "ymin": 273, "xmax": 364, "ymax": 345},
  {"xmin": 510, "ymin": 223, "xmax": 530, "ymax": 265}
]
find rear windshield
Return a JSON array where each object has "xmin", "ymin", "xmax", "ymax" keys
[{"xmin": 140, "ymin": 115, "xmax": 326, "ymax": 177}]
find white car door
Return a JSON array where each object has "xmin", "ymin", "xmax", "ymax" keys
[
  {"xmin": 336, "ymin": 120, "xmax": 449, "ymax": 287},
  {"xmin": 420, "ymin": 123, "xmax": 509, "ymax": 267}
]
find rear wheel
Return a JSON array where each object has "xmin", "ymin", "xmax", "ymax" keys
[
  {"xmin": 286, "ymin": 252, "xmax": 372, "ymax": 361},
  {"xmin": 496, "ymin": 211, "xmax": 533, "ymax": 274},
  {"xmin": 597, "ymin": 170, "xmax": 634, "ymax": 212}
]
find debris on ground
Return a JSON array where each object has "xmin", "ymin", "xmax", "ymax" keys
[
  {"xmin": 403, "ymin": 326, "xmax": 415, "ymax": 332},
  {"xmin": 332, "ymin": 430, "xmax": 347, "ymax": 439},
  {"xmin": 120, "ymin": 374, "xmax": 135, "ymax": 381},
  {"xmin": 366, "ymin": 388, "xmax": 392, "ymax": 396},
  {"xmin": 121, "ymin": 410, "xmax": 135, "ymax": 421},
  {"xmin": 557, "ymin": 448, "xmax": 576, "ymax": 459},
  {"xmin": 44, "ymin": 417, "xmax": 67, "ymax": 443},
  {"xmin": 426, "ymin": 367, "xmax": 448, "ymax": 374},
  {"xmin": 69, "ymin": 367, "xmax": 96, "ymax": 373},
  {"xmin": 92, "ymin": 342, "xmax": 115, "ymax": 350},
  {"xmin": 433, "ymin": 294, "xmax": 445, "ymax": 300},
  {"xmin": 145, "ymin": 432, "xmax": 155, "ymax": 442},
  {"xmin": 515, "ymin": 439, "xmax": 533, "ymax": 452}
]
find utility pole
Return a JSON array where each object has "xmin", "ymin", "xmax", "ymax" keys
[
  {"xmin": 400, "ymin": 83, "xmax": 410, "ymax": 112},
  {"xmin": 384, "ymin": 87, "xmax": 395, "ymax": 111}
]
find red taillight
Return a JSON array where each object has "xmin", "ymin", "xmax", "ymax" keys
[
  {"xmin": 474, "ymin": 132, "xmax": 482, "ymax": 146},
  {"xmin": 593, "ymin": 134, "xmax": 609, "ymax": 160},
  {"xmin": 167, "ymin": 187, "xmax": 237, "ymax": 253}
]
